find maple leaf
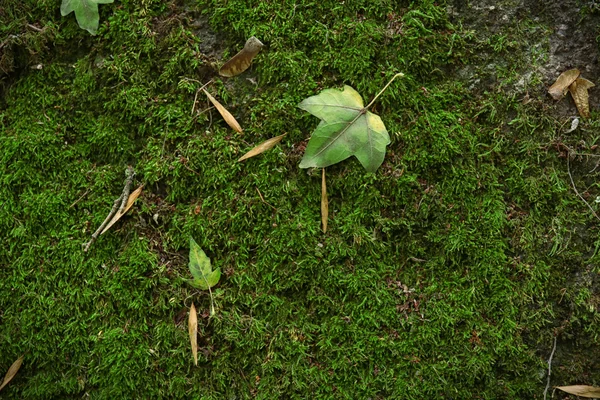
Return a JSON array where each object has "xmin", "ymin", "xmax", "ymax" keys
[
  {"xmin": 61, "ymin": 0, "xmax": 114, "ymax": 35},
  {"xmin": 188, "ymin": 238, "xmax": 221, "ymax": 290},
  {"xmin": 298, "ymin": 75, "xmax": 402, "ymax": 173}
]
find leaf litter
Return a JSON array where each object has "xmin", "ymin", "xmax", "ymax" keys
[
  {"xmin": 549, "ymin": 69, "xmax": 594, "ymax": 118},
  {"xmin": 203, "ymin": 89, "xmax": 243, "ymax": 133},
  {"xmin": 569, "ymin": 77, "xmax": 595, "ymax": 118},
  {"xmin": 100, "ymin": 185, "xmax": 143, "ymax": 235},
  {"xmin": 219, "ymin": 37, "xmax": 264, "ymax": 77},
  {"xmin": 556, "ymin": 385, "xmax": 600, "ymax": 398},
  {"xmin": 238, "ymin": 134, "xmax": 286, "ymax": 161},
  {"xmin": 321, "ymin": 168, "xmax": 328, "ymax": 233},
  {"xmin": 188, "ymin": 303, "xmax": 198, "ymax": 366},
  {"xmin": 0, "ymin": 355, "xmax": 24, "ymax": 392},
  {"xmin": 548, "ymin": 68, "xmax": 580, "ymax": 100}
]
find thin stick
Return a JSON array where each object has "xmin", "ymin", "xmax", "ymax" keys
[
  {"xmin": 543, "ymin": 336, "xmax": 557, "ymax": 400},
  {"xmin": 26, "ymin": 24, "xmax": 43, "ymax": 32},
  {"xmin": 567, "ymin": 156, "xmax": 600, "ymax": 222},
  {"xmin": 366, "ymin": 73, "xmax": 404, "ymax": 109},
  {"xmin": 83, "ymin": 194, "xmax": 123, "ymax": 252},
  {"xmin": 256, "ymin": 187, "xmax": 276, "ymax": 210},
  {"xmin": 200, "ymin": 274, "xmax": 216, "ymax": 317},
  {"xmin": 191, "ymin": 79, "xmax": 214, "ymax": 116},
  {"xmin": 118, "ymin": 166, "xmax": 135, "ymax": 213},
  {"xmin": 83, "ymin": 167, "xmax": 135, "ymax": 252},
  {"xmin": 69, "ymin": 189, "xmax": 90, "ymax": 208}
]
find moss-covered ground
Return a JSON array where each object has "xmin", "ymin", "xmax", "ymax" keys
[{"xmin": 2, "ymin": 0, "xmax": 600, "ymax": 398}]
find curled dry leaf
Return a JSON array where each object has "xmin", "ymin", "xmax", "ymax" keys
[
  {"xmin": 188, "ymin": 303, "xmax": 198, "ymax": 366},
  {"xmin": 556, "ymin": 385, "xmax": 600, "ymax": 398},
  {"xmin": 100, "ymin": 185, "xmax": 143, "ymax": 235},
  {"xmin": 219, "ymin": 36, "xmax": 264, "ymax": 77},
  {"xmin": 565, "ymin": 117, "xmax": 579, "ymax": 133},
  {"xmin": 238, "ymin": 134, "xmax": 286, "ymax": 161},
  {"xmin": 321, "ymin": 168, "xmax": 328, "ymax": 233},
  {"xmin": 548, "ymin": 68, "xmax": 580, "ymax": 100},
  {"xmin": 0, "ymin": 355, "xmax": 24, "ymax": 392},
  {"xmin": 569, "ymin": 77, "xmax": 595, "ymax": 118},
  {"xmin": 203, "ymin": 89, "xmax": 243, "ymax": 133}
]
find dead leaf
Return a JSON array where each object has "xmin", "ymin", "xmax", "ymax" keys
[
  {"xmin": 238, "ymin": 134, "xmax": 286, "ymax": 161},
  {"xmin": 565, "ymin": 117, "xmax": 579, "ymax": 133},
  {"xmin": 569, "ymin": 77, "xmax": 595, "ymax": 118},
  {"xmin": 100, "ymin": 185, "xmax": 144, "ymax": 235},
  {"xmin": 556, "ymin": 385, "xmax": 600, "ymax": 398},
  {"xmin": 219, "ymin": 36, "xmax": 264, "ymax": 77},
  {"xmin": 203, "ymin": 89, "xmax": 243, "ymax": 133},
  {"xmin": 548, "ymin": 68, "xmax": 580, "ymax": 100},
  {"xmin": 321, "ymin": 168, "xmax": 328, "ymax": 233},
  {"xmin": 0, "ymin": 355, "xmax": 24, "ymax": 392},
  {"xmin": 188, "ymin": 303, "xmax": 198, "ymax": 366}
]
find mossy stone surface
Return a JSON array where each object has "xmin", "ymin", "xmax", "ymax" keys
[{"xmin": 2, "ymin": 0, "xmax": 600, "ymax": 398}]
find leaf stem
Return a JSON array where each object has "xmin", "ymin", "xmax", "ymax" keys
[
  {"xmin": 201, "ymin": 274, "xmax": 216, "ymax": 316},
  {"xmin": 366, "ymin": 73, "xmax": 404, "ymax": 110}
]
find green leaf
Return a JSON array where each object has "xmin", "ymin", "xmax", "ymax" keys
[
  {"xmin": 188, "ymin": 238, "xmax": 221, "ymax": 290},
  {"xmin": 298, "ymin": 85, "xmax": 390, "ymax": 173},
  {"xmin": 60, "ymin": 0, "xmax": 114, "ymax": 35}
]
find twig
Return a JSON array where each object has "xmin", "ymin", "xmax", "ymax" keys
[
  {"xmin": 543, "ymin": 336, "xmax": 558, "ymax": 400},
  {"xmin": 567, "ymin": 156, "xmax": 600, "ymax": 222},
  {"xmin": 191, "ymin": 79, "xmax": 214, "ymax": 116},
  {"xmin": 26, "ymin": 24, "xmax": 43, "ymax": 32},
  {"xmin": 69, "ymin": 189, "xmax": 90, "ymax": 208},
  {"xmin": 118, "ymin": 166, "xmax": 135, "ymax": 214},
  {"xmin": 83, "ymin": 167, "xmax": 135, "ymax": 252},
  {"xmin": 256, "ymin": 187, "xmax": 277, "ymax": 210}
]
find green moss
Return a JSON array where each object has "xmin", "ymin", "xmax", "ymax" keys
[{"xmin": 2, "ymin": 0, "xmax": 600, "ymax": 398}]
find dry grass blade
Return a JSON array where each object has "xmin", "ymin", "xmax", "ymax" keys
[
  {"xmin": 188, "ymin": 303, "xmax": 198, "ymax": 366},
  {"xmin": 0, "ymin": 355, "xmax": 24, "ymax": 392},
  {"xmin": 556, "ymin": 385, "xmax": 600, "ymax": 397},
  {"xmin": 321, "ymin": 168, "xmax": 328, "ymax": 233},
  {"xmin": 203, "ymin": 89, "xmax": 243, "ymax": 133},
  {"xmin": 548, "ymin": 68, "xmax": 580, "ymax": 100},
  {"xmin": 100, "ymin": 185, "xmax": 144, "ymax": 235},
  {"xmin": 238, "ymin": 134, "xmax": 286, "ymax": 161},
  {"xmin": 219, "ymin": 36, "xmax": 263, "ymax": 77},
  {"xmin": 569, "ymin": 77, "xmax": 595, "ymax": 118}
]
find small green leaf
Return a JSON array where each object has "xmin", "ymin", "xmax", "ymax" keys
[
  {"xmin": 60, "ymin": 0, "xmax": 114, "ymax": 35},
  {"xmin": 188, "ymin": 238, "xmax": 221, "ymax": 290},
  {"xmin": 299, "ymin": 85, "xmax": 390, "ymax": 173}
]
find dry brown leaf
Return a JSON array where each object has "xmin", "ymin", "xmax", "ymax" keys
[
  {"xmin": 219, "ymin": 36, "xmax": 264, "ymax": 77},
  {"xmin": 321, "ymin": 168, "xmax": 328, "ymax": 233},
  {"xmin": 100, "ymin": 185, "xmax": 144, "ymax": 235},
  {"xmin": 556, "ymin": 385, "xmax": 600, "ymax": 397},
  {"xmin": 0, "ymin": 355, "xmax": 24, "ymax": 392},
  {"xmin": 238, "ymin": 134, "xmax": 286, "ymax": 161},
  {"xmin": 203, "ymin": 89, "xmax": 243, "ymax": 133},
  {"xmin": 569, "ymin": 77, "xmax": 595, "ymax": 118},
  {"xmin": 188, "ymin": 303, "xmax": 198, "ymax": 366},
  {"xmin": 548, "ymin": 68, "xmax": 580, "ymax": 100}
]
